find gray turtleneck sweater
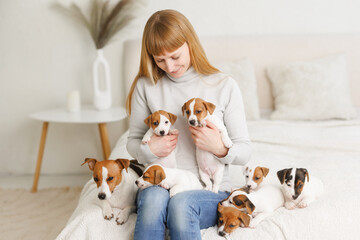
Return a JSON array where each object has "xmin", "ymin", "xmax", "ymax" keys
[{"xmin": 126, "ymin": 67, "xmax": 251, "ymax": 191}]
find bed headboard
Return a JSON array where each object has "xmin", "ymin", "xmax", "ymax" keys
[{"xmin": 123, "ymin": 34, "xmax": 360, "ymax": 108}]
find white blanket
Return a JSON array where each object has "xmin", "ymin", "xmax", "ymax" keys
[{"xmin": 57, "ymin": 119, "xmax": 360, "ymax": 240}]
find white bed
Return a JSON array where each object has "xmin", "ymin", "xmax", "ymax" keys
[{"xmin": 57, "ymin": 34, "xmax": 360, "ymax": 239}]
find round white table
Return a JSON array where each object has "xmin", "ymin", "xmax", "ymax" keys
[{"xmin": 29, "ymin": 105, "xmax": 127, "ymax": 192}]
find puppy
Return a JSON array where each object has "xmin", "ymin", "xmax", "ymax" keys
[
  {"xmin": 217, "ymin": 203, "xmax": 250, "ymax": 237},
  {"xmin": 277, "ymin": 168, "xmax": 324, "ymax": 210},
  {"xmin": 182, "ymin": 98, "xmax": 233, "ymax": 193},
  {"xmin": 243, "ymin": 166, "xmax": 269, "ymax": 192},
  {"xmin": 221, "ymin": 184, "xmax": 284, "ymax": 228},
  {"xmin": 82, "ymin": 158, "xmax": 139, "ymax": 225},
  {"xmin": 142, "ymin": 110, "xmax": 178, "ymax": 168},
  {"xmin": 135, "ymin": 164, "xmax": 203, "ymax": 197}
]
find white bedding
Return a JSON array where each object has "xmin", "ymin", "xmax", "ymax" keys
[{"xmin": 57, "ymin": 119, "xmax": 360, "ymax": 240}]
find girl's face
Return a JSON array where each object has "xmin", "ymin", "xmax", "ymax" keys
[{"xmin": 153, "ymin": 42, "xmax": 191, "ymax": 78}]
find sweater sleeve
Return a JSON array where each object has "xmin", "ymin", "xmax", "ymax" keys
[
  {"xmin": 126, "ymin": 78, "xmax": 158, "ymax": 165},
  {"xmin": 215, "ymin": 78, "xmax": 252, "ymax": 165}
]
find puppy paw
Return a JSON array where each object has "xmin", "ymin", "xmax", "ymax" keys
[
  {"xmin": 141, "ymin": 137, "xmax": 150, "ymax": 144},
  {"xmin": 116, "ymin": 210, "xmax": 129, "ymax": 225},
  {"xmin": 169, "ymin": 129, "xmax": 179, "ymax": 135},
  {"xmin": 249, "ymin": 221, "xmax": 257, "ymax": 229},
  {"xmin": 169, "ymin": 189, "xmax": 179, "ymax": 198},
  {"xmin": 298, "ymin": 201, "xmax": 309, "ymax": 208},
  {"xmin": 285, "ymin": 201, "xmax": 297, "ymax": 210},
  {"xmin": 222, "ymin": 137, "xmax": 233, "ymax": 148},
  {"xmin": 103, "ymin": 210, "xmax": 114, "ymax": 220},
  {"xmin": 159, "ymin": 182, "xmax": 170, "ymax": 190}
]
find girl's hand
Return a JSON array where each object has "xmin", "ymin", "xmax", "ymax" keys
[
  {"xmin": 148, "ymin": 133, "xmax": 178, "ymax": 157},
  {"xmin": 189, "ymin": 120, "xmax": 229, "ymax": 158}
]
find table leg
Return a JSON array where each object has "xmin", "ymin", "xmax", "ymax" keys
[
  {"xmin": 98, "ymin": 123, "xmax": 110, "ymax": 160},
  {"xmin": 31, "ymin": 122, "xmax": 49, "ymax": 193}
]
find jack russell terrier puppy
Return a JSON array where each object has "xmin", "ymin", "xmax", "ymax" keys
[
  {"xmin": 277, "ymin": 168, "xmax": 324, "ymax": 210},
  {"xmin": 182, "ymin": 98, "xmax": 233, "ymax": 193},
  {"xmin": 221, "ymin": 184, "xmax": 284, "ymax": 228},
  {"xmin": 135, "ymin": 164, "xmax": 203, "ymax": 197},
  {"xmin": 217, "ymin": 202, "xmax": 250, "ymax": 237},
  {"xmin": 82, "ymin": 158, "xmax": 141, "ymax": 225},
  {"xmin": 142, "ymin": 110, "xmax": 179, "ymax": 168},
  {"xmin": 243, "ymin": 165, "xmax": 269, "ymax": 192}
]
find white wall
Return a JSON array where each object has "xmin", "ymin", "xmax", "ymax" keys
[{"xmin": 1, "ymin": 0, "xmax": 359, "ymax": 175}]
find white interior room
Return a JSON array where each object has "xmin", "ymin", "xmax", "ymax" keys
[{"xmin": 1, "ymin": 0, "xmax": 360, "ymax": 239}]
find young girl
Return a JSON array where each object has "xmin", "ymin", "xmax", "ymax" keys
[{"xmin": 126, "ymin": 9, "xmax": 251, "ymax": 240}]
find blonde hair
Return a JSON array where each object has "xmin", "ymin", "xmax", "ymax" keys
[{"xmin": 126, "ymin": 9, "xmax": 219, "ymax": 115}]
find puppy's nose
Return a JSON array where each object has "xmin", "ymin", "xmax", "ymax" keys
[
  {"xmin": 160, "ymin": 130, "xmax": 165, "ymax": 136},
  {"xmin": 98, "ymin": 193, "xmax": 106, "ymax": 200},
  {"xmin": 135, "ymin": 180, "xmax": 138, "ymax": 185},
  {"xmin": 219, "ymin": 231, "xmax": 225, "ymax": 236},
  {"xmin": 247, "ymin": 185, "xmax": 251, "ymax": 189},
  {"xmin": 189, "ymin": 120, "xmax": 196, "ymax": 126}
]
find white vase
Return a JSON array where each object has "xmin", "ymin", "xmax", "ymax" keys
[{"xmin": 92, "ymin": 49, "xmax": 112, "ymax": 110}]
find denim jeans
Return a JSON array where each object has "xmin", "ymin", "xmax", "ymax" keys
[{"xmin": 134, "ymin": 186, "xmax": 229, "ymax": 240}]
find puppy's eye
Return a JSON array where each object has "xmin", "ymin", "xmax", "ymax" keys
[
  {"xmin": 229, "ymin": 224, "xmax": 235, "ymax": 228},
  {"xmin": 299, "ymin": 184, "xmax": 303, "ymax": 187},
  {"xmin": 287, "ymin": 184, "xmax": 291, "ymax": 187},
  {"xmin": 246, "ymin": 175, "xmax": 249, "ymax": 178},
  {"xmin": 107, "ymin": 177, "xmax": 113, "ymax": 181},
  {"xmin": 165, "ymin": 121, "xmax": 169, "ymax": 124},
  {"xmin": 153, "ymin": 121, "xmax": 159, "ymax": 126},
  {"xmin": 219, "ymin": 220, "xmax": 224, "ymax": 224},
  {"xmin": 195, "ymin": 110, "xmax": 202, "ymax": 114},
  {"xmin": 186, "ymin": 110, "xmax": 190, "ymax": 115},
  {"xmin": 143, "ymin": 176, "xmax": 149, "ymax": 179},
  {"xmin": 94, "ymin": 177, "xmax": 99, "ymax": 182},
  {"xmin": 255, "ymin": 177, "xmax": 260, "ymax": 180}
]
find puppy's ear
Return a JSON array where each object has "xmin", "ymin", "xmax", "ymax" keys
[
  {"xmin": 154, "ymin": 169, "xmax": 165, "ymax": 185},
  {"xmin": 244, "ymin": 198, "xmax": 255, "ymax": 215},
  {"xmin": 260, "ymin": 167, "xmax": 269, "ymax": 177},
  {"xmin": 277, "ymin": 168, "xmax": 291, "ymax": 184},
  {"xmin": 299, "ymin": 168, "xmax": 309, "ymax": 182},
  {"xmin": 167, "ymin": 112, "xmax": 177, "ymax": 125},
  {"xmin": 144, "ymin": 115, "xmax": 152, "ymax": 128},
  {"xmin": 181, "ymin": 103, "xmax": 187, "ymax": 116},
  {"xmin": 115, "ymin": 158, "xmax": 130, "ymax": 173},
  {"xmin": 217, "ymin": 202, "xmax": 224, "ymax": 212},
  {"xmin": 203, "ymin": 101, "xmax": 216, "ymax": 114},
  {"xmin": 82, "ymin": 158, "xmax": 97, "ymax": 171},
  {"xmin": 238, "ymin": 211, "xmax": 250, "ymax": 227},
  {"xmin": 243, "ymin": 166, "xmax": 249, "ymax": 174}
]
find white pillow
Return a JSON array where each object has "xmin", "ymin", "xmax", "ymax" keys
[
  {"xmin": 267, "ymin": 54, "xmax": 356, "ymax": 120},
  {"xmin": 216, "ymin": 59, "xmax": 260, "ymax": 120}
]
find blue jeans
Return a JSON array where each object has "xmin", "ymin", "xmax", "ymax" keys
[{"xmin": 134, "ymin": 186, "xmax": 229, "ymax": 240}]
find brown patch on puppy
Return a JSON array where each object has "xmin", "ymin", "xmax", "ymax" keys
[
  {"xmin": 142, "ymin": 165, "xmax": 166, "ymax": 185},
  {"xmin": 82, "ymin": 158, "xmax": 130, "ymax": 193},
  {"xmin": 294, "ymin": 168, "xmax": 309, "ymax": 198},
  {"xmin": 159, "ymin": 110, "xmax": 177, "ymax": 125},
  {"xmin": 253, "ymin": 166, "xmax": 269, "ymax": 184},
  {"xmin": 217, "ymin": 203, "xmax": 250, "ymax": 235},
  {"xmin": 277, "ymin": 168, "xmax": 293, "ymax": 184},
  {"xmin": 220, "ymin": 188, "xmax": 249, "ymax": 203},
  {"xmin": 232, "ymin": 195, "xmax": 255, "ymax": 214}
]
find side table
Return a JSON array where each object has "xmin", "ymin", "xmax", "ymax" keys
[{"xmin": 29, "ymin": 105, "xmax": 127, "ymax": 192}]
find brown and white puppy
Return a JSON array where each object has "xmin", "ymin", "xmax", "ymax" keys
[
  {"xmin": 82, "ymin": 158, "xmax": 139, "ymax": 225},
  {"xmin": 142, "ymin": 110, "xmax": 178, "ymax": 168},
  {"xmin": 243, "ymin": 166, "xmax": 269, "ymax": 191},
  {"xmin": 217, "ymin": 203, "xmax": 250, "ymax": 237},
  {"xmin": 277, "ymin": 168, "xmax": 324, "ymax": 210},
  {"xmin": 182, "ymin": 98, "xmax": 233, "ymax": 193},
  {"xmin": 135, "ymin": 164, "xmax": 203, "ymax": 197},
  {"xmin": 221, "ymin": 184, "xmax": 284, "ymax": 228}
]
